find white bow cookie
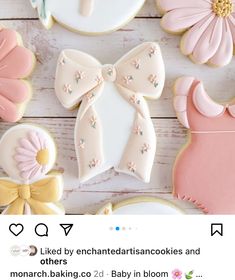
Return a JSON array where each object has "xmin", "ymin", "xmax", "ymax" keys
[{"xmin": 55, "ymin": 42, "xmax": 165, "ymax": 183}]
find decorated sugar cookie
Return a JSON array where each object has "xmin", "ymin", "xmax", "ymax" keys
[
  {"xmin": 97, "ymin": 197, "xmax": 184, "ymax": 215},
  {"xmin": 0, "ymin": 26, "xmax": 35, "ymax": 122},
  {"xmin": 157, "ymin": 0, "xmax": 235, "ymax": 67},
  {"xmin": 30, "ymin": 0, "xmax": 145, "ymax": 34},
  {"xmin": 173, "ymin": 76, "xmax": 235, "ymax": 214},
  {"xmin": 0, "ymin": 124, "xmax": 64, "ymax": 215},
  {"xmin": 55, "ymin": 42, "xmax": 165, "ymax": 183}
]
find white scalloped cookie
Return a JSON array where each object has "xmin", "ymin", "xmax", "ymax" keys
[
  {"xmin": 30, "ymin": 0, "xmax": 145, "ymax": 35},
  {"xmin": 0, "ymin": 124, "xmax": 64, "ymax": 215}
]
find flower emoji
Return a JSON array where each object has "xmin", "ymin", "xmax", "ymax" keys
[
  {"xmin": 14, "ymin": 131, "xmax": 50, "ymax": 180},
  {"xmin": 158, "ymin": 0, "xmax": 235, "ymax": 67},
  {"xmin": 0, "ymin": 27, "xmax": 35, "ymax": 122},
  {"xmin": 172, "ymin": 269, "xmax": 183, "ymax": 279}
]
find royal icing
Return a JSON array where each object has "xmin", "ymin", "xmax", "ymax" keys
[
  {"xmin": 0, "ymin": 124, "xmax": 64, "ymax": 215},
  {"xmin": 97, "ymin": 197, "xmax": 183, "ymax": 215},
  {"xmin": 30, "ymin": 0, "xmax": 145, "ymax": 34},
  {"xmin": 79, "ymin": 0, "xmax": 94, "ymax": 17},
  {"xmin": 0, "ymin": 27, "xmax": 35, "ymax": 122},
  {"xmin": 55, "ymin": 42, "xmax": 165, "ymax": 183},
  {"xmin": 157, "ymin": 0, "xmax": 235, "ymax": 67},
  {"xmin": 173, "ymin": 76, "xmax": 235, "ymax": 214}
]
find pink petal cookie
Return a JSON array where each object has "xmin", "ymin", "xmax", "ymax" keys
[
  {"xmin": 173, "ymin": 76, "xmax": 235, "ymax": 214},
  {"xmin": 157, "ymin": 0, "xmax": 235, "ymax": 67},
  {"xmin": 0, "ymin": 27, "xmax": 35, "ymax": 122}
]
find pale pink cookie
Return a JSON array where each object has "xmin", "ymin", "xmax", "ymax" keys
[
  {"xmin": 30, "ymin": 0, "xmax": 145, "ymax": 34},
  {"xmin": 0, "ymin": 124, "xmax": 64, "ymax": 215},
  {"xmin": 55, "ymin": 42, "xmax": 165, "ymax": 183},
  {"xmin": 157, "ymin": 0, "xmax": 235, "ymax": 67},
  {"xmin": 0, "ymin": 26, "xmax": 35, "ymax": 122},
  {"xmin": 173, "ymin": 76, "xmax": 235, "ymax": 214}
]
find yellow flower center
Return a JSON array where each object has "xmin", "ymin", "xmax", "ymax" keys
[
  {"xmin": 212, "ymin": 0, "xmax": 233, "ymax": 17},
  {"xmin": 36, "ymin": 149, "xmax": 49, "ymax": 165}
]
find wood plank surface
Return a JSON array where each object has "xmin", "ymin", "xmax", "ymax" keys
[
  {"xmin": 2, "ymin": 19, "xmax": 235, "ymax": 119},
  {"xmin": 0, "ymin": 118, "xmax": 202, "ymax": 214},
  {"xmin": 1, "ymin": 0, "xmax": 232, "ymax": 214},
  {"xmin": 0, "ymin": 0, "xmax": 161, "ymax": 19}
]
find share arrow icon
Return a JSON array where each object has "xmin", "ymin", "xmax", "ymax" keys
[{"xmin": 60, "ymin": 224, "xmax": 74, "ymax": 236}]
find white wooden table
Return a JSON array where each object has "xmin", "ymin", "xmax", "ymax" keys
[{"xmin": 1, "ymin": 0, "xmax": 234, "ymax": 214}]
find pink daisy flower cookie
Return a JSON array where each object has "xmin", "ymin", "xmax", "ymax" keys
[
  {"xmin": 0, "ymin": 124, "xmax": 64, "ymax": 215},
  {"xmin": 157, "ymin": 0, "xmax": 235, "ymax": 67},
  {"xmin": 0, "ymin": 26, "xmax": 35, "ymax": 122}
]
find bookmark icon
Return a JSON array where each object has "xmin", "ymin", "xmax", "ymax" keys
[
  {"xmin": 60, "ymin": 224, "xmax": 74, "ymax": 237},
  {"xmin": 211, "ymin": 223, "xmax": 223, "ymax": 237}
]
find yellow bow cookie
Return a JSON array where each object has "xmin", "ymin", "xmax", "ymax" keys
[{"xmin": 0, "ymin": 175, "xmax": 63, "ymax": 215}]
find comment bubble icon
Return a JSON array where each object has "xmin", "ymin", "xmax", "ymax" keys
[{"xmin": 35, "ymin": 223, "xmax": 49, "ymax": 237}]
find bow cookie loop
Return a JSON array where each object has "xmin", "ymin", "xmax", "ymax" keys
[
  {"xmin": 55, "ymin": 49, "xmax": 103, "ymax": 110},
  {"xmin": 55, "ymin": 43, "xmax": 165, "ymax": 183},
  {"xmin": 0, "ymin": 124, "xmax": 65, "ymax": 215},
  {"xmin": 115, "ymin": 42, "xmax": 165, "ymax": 99},
  {"xmin": 30, "ymin": 176, "xmax": 63, "ymax": 202},
  {"xmin": 0, "ymin": 180, "xmax": 19, "ymax": 206}
]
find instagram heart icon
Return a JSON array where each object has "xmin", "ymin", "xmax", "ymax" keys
[{"xmin": 9, "ymin": 224, "xmax": 24, "ymax": 237}]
